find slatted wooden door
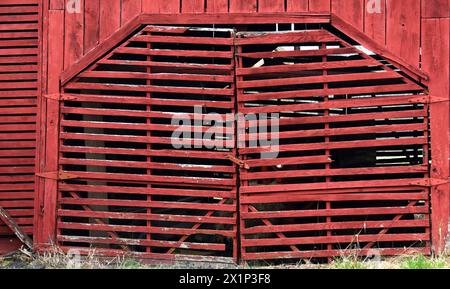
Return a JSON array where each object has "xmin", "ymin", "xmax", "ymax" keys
[
  {"xmin": 0, "ymin": 0, "xmax": 40, "ymax": 250},
  {"xmin": 235, "ymin": 28, "xmax": 431, "ymax": 262},
  {"xmin": 57, "ymin": 26, "xmax": 238, "ymax": 262},
  {"xmin": 49, "ymin": 21, "xmax": 441, "ymax": 263}
]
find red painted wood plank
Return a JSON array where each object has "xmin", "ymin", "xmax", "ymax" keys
[
  {"xmin": 258, "ymin": 0, "xmax": 285, "ymax": 12},
  {"xmin": 364, "ymin": 0, "xmax": 386, "ymax": 45},
  {"xmin": 142, "ymin": 0, "xmax": 181, "ymax": 13},
  {"xmin": 332, "ymin": 0, "xmax": 364, "ymax": 30},
  {"xmin": 287, "ymin": 0, "xmax": 308, "ymax": 12},
  {"xmin": 42, "ymin": 9, "xmax": 65, "ymax": 246},
  {"xmin": 64, "ymin": 0, "xmax": 84, "ymax": 69},
  {"xmin": 99, "ymin": 0, "xmax": 121, "ymax": 41},
  {"xmin": 229, "ymin": 0, "xmax": 257, "ymax": 12},
  {"xmin": 309, "ymin": 0, "xmax": 331, "ymax": 12},
  {"xmin": 422, "ymin": 0, "xmax": 450, "ymax": 18},
  {"xmin": 422, "ymin": 18, "xmax": 450, "ymax": 99},
  {"xmin": 243, "ymin": 248, "xmax": 430, "ymax": 261},
  {"xmin": 182, "ymin": 0, "xmax": 205, "ymax": 13},
  {"xmin": 122, "ymin": 0, "xmax": 142, "ymax": 23},
  {"xmin": 422, "ymin": 18, "xmax": 450, "ymax": 222},
  {"xmin": 84, "ymin": 0, "xmax": 100, "ymax": 53},
  {"xmin": 386, "ymin": 0, "xmax": 421, "ymax": 68},
  {"xmin": 206, "ymin": 0, "xmax": 228, "ymax": 12}
]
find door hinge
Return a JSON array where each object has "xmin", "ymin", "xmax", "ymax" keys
[
  {"xmin": 428, "ymin": 96, "xmax": 449, "ymax": 104},
  {"xmin": 36, "ymin": 171, "xmax": 79, "ymax": 181},
  {"xmin": 44, "ymin": 93, "xmax": 62, "ymax": 101},
  {"xmin": 408, "ymin": 95, "xmax": 449, "ymax": 105},
  {"xmin": 410, "ymin": 178, "xmax": 449, "ymax": 187},
  {"xmin": 44, "ymin": 93, "xmax": 78, "ymax": 101},
  {"xmin": 226, "ymin": 154, "xmax": 250, "ymax": 170}
]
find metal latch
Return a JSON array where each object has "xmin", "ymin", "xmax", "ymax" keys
[
  {"xmin": 226, "ymin": 155, "xmax": 250, "ymax": 170},
  {"xmin": 36, "ymin": 171, "xmax": 80, "ymax": 181},
  {"xmin": 410, "ymin": 178, "xmax": 449, "ymax": 187},
  {"xmin": 410, "ymin": 95, "xmax": 450, "ymax": 104},
  {"xmin": 44, "ymin": 93, "xmax": 62, "ymax": 101},
  {"xmin": 44, "ymin": 93, "xmax": 79, "ymax": 101}
]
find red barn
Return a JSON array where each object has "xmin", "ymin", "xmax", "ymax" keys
[{"xmin": 0, "ymin": 0, "xmax": 449, "ymax": 264}]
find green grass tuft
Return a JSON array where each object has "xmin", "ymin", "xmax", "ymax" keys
[
  {"xmin": 400, "ymin": 255, "xmax": 447, "ymax": 269},
  {"xmin": 331, "ymin": 257, "xmax": 369, "ymax": 270}
]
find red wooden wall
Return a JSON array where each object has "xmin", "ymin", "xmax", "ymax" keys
[
  {"xmin": 33, "ymin": 0, "xmax": 450, "ymax": 248},
  {"xmin": 41, "ymin": 0, "xmax": 449, "ymax": 93}
]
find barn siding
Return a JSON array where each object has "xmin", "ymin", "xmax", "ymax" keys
[{"xmin": 52, "ymin": 0, "xmax": 441, "ymax": 71}]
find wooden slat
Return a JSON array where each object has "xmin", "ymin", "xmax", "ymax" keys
[{"xmin": 84, "ymin": 0, "xmax": 100, "ymax": 53}]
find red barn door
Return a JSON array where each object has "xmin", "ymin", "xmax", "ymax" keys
[
  {"xmin": 0, "ymin": 0, "xmax": 40, "ymax": 253},
  {"xmin": 35, "ymin": 15, "xmax": 447, "ymax": 263},
  {"xmin": 235, "ymin": 28, "xmax": 433, "ymax": 261},
  {"xmin": 55, "ymin": 26, "xmax": 238, "ymax": 263}
]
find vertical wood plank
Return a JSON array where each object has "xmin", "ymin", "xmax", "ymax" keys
[
  {"xmin": 99, "ymin": 0, "xmax": 121, "ymax": 41},
  {"xmin": 35, "ymin": 0, "xmax": 48, "ymax": 247},
  {"xmin": 206, "ymin": 0, "xmax": 228, "ymax": 12},
  {"xmin": 332, "ymin": 0, "xmax": 364, "ymax": 31},
  {"xmin": 122, "ymin": 0, "xmax": 142, "ymax": 23},
  {"xmin": 287, "ymin": 0, "xmax": 309, "ymax": 12},
  {"xmin": 422, "ymin": 18, "xmax": 450, "ymax": 98},
  {"xmin": 309, "ymin": 0, "xmax": 331, "ymax": 12},
  {"xmin": 422, "ymin": 0, "xmax": 450, "ymax": 18},
  {"xmin": 386, "ymin": 0, "xmax": 421, "ymax": 68},
  {"xmin": 422, "ymin": 18, "xmax": 450, "ymax": 224},
  {"xmin": 42, "ymin": 9, "xmax": 65, "ymax": 245},
  {"xmin": 430, "ymin": 98, "xmax": 449, "ymax": 254},
  {"xmin": 258, "ymin": 0, "xmax": 285, "ymax": 12},
  {"xmin": 364, "ymin": 0, "xmax": 386, "ymax": 45},
  {"xmin": 64, "ymin": 0, "xmax": 84, "ymax": 69},
  {"xmin": 425, "ymin": 18, "xmax": 450, "ymax": 253},
  {"xmin": 50, "ymin": 0, "xmax": 65, "ymax": 9},
  {"xmin": 84, "ymin": 0, "xmax": 100, "ymax": 54},
  {"xmin": 229, "ymin": 0, "xmax": 257, "ymax": 12},
  {"xmin": 142, "ymin": 0, "xmax": 181, "ymax": 13},
  {"xmin": 182, "ymin": 0, "xmax": 205, "ymax": 13}
]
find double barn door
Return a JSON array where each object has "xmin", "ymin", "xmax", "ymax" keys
[{"xmin": 50, "ymin": 25, "xmax": 431, "ymax": 263}]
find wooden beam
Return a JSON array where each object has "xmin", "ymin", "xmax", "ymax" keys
[{"xmin": 0, "ymin": 207, "xmax": 33, "ymax": 250}]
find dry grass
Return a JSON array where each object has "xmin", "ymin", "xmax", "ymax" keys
[{"xmin": 1, "ymin": 247, "xmax": 450, "ymax": 269}]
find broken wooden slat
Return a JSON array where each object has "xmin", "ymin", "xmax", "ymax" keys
[{"xmin": 0, "ymin": 207, "xmax": 33, "ymax": 250}]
